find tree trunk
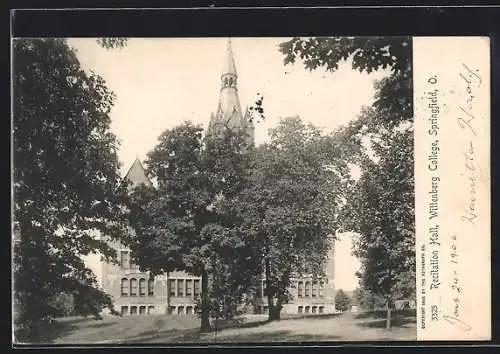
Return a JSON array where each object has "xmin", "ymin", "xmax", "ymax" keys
[
  {"xmin": 386, "ymin": 300, "xmax": 391, "ymax": 329},
  {"xmin": 200, "ymin": 267, "xmax": 211, "ymax": 332},
  {"xmin": 271, "ymin": 296, "xmax": 282, "ymax": 321},
  {"xmin": 166, "ymin": 272, "xmax": 170, "ymax": 314},
  {"xmin": 264, "ymin": 258, "xmax": 276, "ymax": 322}
]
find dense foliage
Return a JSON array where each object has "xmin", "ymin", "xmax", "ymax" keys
[
  {"xmin": 335, "ymin": 289, "xmax": 352, "ymax": 312},
  {"xmin": 280, "ymin": 36, "xmax": 415, "ymax": 329},
  {"xmin": 13, "ymin": 38, "xmax": 130, "ymax": 342},
  {"xmin": 128, "ymin": 124, "xmax": 255, "ymax": 331},
  {"xmin": 236, "ymin": 117, "xmax": 339, "ymax": 320}
]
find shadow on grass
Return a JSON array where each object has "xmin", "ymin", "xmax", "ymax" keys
[
  {"xmin": 357, "ymin": 316, "xmax": 416, "ymax": 329},
  {"xmin": 122, "ymin": 328, "xmax": 202, "ymax": 343},
  {"xmin": 28, "ymin": 310, "xmax": 416, "ymax": 344},
  {"xmin": 280, "ymin": 313, "xmax": 343, "ymax": 321},
  {"xmin": 354, "ymin": 309, "xmax": 417, "ymax": 320},
  {"xmin": 209, "ymin": 313, "xmax": 343, "ymax": 332},
  {"xmin": 118, "ymin": 316, "xmax": 344, "ymax": 344},
  {"xmin": 217, "ymin": 319, "xmax": 270, "ymax": 330},
  {"xmin": 206, "ymin": 330, "xmax": 342, "ymax": 343},
  {"xmin": 352, "ymin": 309, "xmax": 417, "ymax": 330},
  {"xmin": 122, "ymin": 328, "xmax": 341, "ymax": 344},
  {"xmin": 19, "ymin": 318, "xmax": 87, "ymax": 344},
  {"xmin": 86, "ymin": 321, "xmax": 117, "ymax": 329}
]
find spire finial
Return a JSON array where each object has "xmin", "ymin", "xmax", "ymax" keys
[{"xmin": 222, "ymin": 37, "xmax": 237, "ymax": 77}]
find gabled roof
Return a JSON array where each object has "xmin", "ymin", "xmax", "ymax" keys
[{"xmin": 123, "ymin": 158, "xmax": 153, "ymax": 192}]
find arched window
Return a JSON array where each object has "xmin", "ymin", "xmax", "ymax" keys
[
  {"xmin": 139, "ymin": 278, "xmax": 146, "ymax": 297},
  {"xmin": 148, "ymin": 279, "xmax": 154, "ymax": 296},
  {"xmin": 130, "ymin": 278, "xmax": 138, "ymax": 296},
  {"xmin": 305, "ymin": 281, "xmax": 310, "ymax": 297},
  {"xmin": 297, "ymin": 282, "xmax": 303, "ymax": 297},
  {"xmin": 228, "ymin": 77, "xmax": 233, "ymax": 86},
  {"xmin": 121, "ymin": 278, "xmax": 128, "ymax": 296}
]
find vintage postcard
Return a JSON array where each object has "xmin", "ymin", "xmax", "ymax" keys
[{"xmin": 11, "ymin": 36, "xmax": 490, "ymax": 344}]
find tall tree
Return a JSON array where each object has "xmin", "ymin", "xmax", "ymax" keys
[
  {"xmin": 13, "ymin": 38, "xmax": 130, "ymax": 342},
  {"xmin": 343, "ymin": 125, "xmax": 415, "ymax": 328},
  {"xmin": 237, "ymin": 117, "xmax": 338, "ymax": 321},
  {"xmin": 335, "ymin": 289, "xmax": 352, "ymax": 312},
  {"xmin": 279, "ymin": 37, "xmax": 414, "ymax": 329},
  {"xmin": 128, "ymin": 123, "xmax": 255, "ymax": 331}
]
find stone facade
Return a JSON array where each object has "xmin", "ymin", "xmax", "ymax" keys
[
  {"xmin": 99, "ymin": 237, "xmax": 335, "ymax": 316},
  {"xmin": 252, "ymin": 241, "xmax": 336, "ymax": 315},
  {"xmin": 100, "ymin": 238, "xmax": 169, "ymax": 316}
]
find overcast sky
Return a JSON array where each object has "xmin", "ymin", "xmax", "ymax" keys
[{"xmin": 70, "ymin": 37, "xmax": 389, "ymax": 292}]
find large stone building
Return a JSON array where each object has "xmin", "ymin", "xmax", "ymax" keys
[{"xmin": 91, "ymin": 39, "xmax": 336, "ymax": 316}]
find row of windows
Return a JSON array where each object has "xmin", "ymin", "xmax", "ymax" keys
[
  {"xmin": 297, "ymin": 281, "xmax": 325, "ymax": 298},
  {"xmin": 120, "ymin": 277, "xmax": 323, "ymax": 299},
  {"xmin": 121, "ymin": 278, "xmax": 154, "ymax": 297},
  {"xmin": 168, "ymin": 305, "xmax": 197, "ymax": 315},
  {"xmin": 169, "ymin": 279, "xmax": 201, "ymax": 298},
  {"xmin": 121, "ymin": 305, "xmax": 199, "ymax": 315},
  {"xmin": 298, "ymin": 305, "xmax": 324, "ymax": 314},
  {"xmin": 121, "ymin": 305, "xmax": 155, "ymax": 315},
  {"xmin": 255, "ymin": 305, "xmax": 325, "ymax": 315},
  {"xmin": 255, "ymin": 280, "xmax": 326, "ymax": 298}
]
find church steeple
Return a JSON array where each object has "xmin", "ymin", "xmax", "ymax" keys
[
  {"xmin": 222, "ymin": 38, "xmax": 237, "ymax": 81},
  {"xmin": 218, "ymin": 38, "xmax": 242, "ymax": 126},
  {"xmin": 208, "ymin": 38, "xmax": 254, "ymax": 146}
]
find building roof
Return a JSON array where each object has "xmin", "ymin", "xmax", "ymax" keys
[{"xmin": 123, "ymin": 158, "xmax": 153, "ymax": 191}]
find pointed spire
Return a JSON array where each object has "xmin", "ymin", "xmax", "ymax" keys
[
  {"xmin": 222, "ymin": 38, "xmax": 237, "ymax": 77},
  {"xmin": 207, "ymin": 38, "xmax": 254, "ymax": 147}
]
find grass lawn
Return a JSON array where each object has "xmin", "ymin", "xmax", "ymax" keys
[{"xmin": 29, "ymin": 310, "xmax": 416, "ymax": 344}]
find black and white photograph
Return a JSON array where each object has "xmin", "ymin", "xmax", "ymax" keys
[{"xmin": 12, "ymin": 35, "xmax": 425, "ymax": 344}]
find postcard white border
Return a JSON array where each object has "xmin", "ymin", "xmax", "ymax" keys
[{"xmin": 414, "ymin": 36, "xmax": 491, "ymax": 340}]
